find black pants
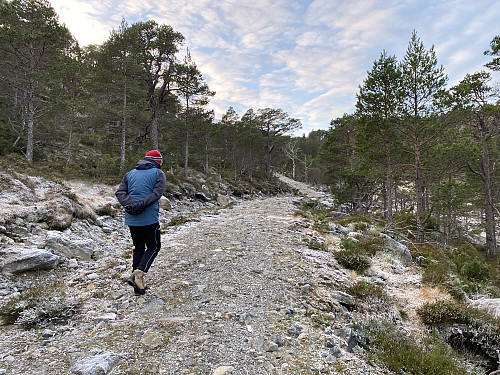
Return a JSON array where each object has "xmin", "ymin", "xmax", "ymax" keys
[{"xmin": 129, "ymin": 222, "xmax": 161, "ymax": 273}]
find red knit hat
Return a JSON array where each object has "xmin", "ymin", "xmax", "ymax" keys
[{"xmin": 145, "ymin": 150, "xmax": 163, "ymax": 165}]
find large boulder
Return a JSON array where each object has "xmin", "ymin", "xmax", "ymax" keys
[
  {"xmin": 1, "ymin": 246, "xmax": 59, "ymax": 274},
  {"xmin": 45, "ymin": 231, "xmax": 95, "ymax": 261},
  {"xmin": 469, "ymin": 298, "xmax": 500, "ymax": 318},
  {"xmin": 379, "ymin": 233, "xmax": 412, "ymax": 263}
]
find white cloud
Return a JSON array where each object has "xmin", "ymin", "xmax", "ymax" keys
[
  {"xmin": 49, "ymin": 0, "xmax": 500, "ymax": 131},
  {"xmin": 50, "ymin": 0, "xmax": 112, "ymax": 46}
]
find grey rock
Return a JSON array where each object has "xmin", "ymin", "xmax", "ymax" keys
[
  {"xmin": 329, "ymin": 345, "xmax": 343, "ymax": 358},
  {"xmin": 212, "ymin": 366, "xmax": 234, "ymax": 375},
  {"xmin": 182, "ymin": 183, "xmax": 196, "ymax": 197},
  {"xmin": 300, "ymin": 283, "xmax": 311, "ymax": 293},
  {"xmin": 71, "ymin": 351, "xmax": 120, "ymax": 375},
  {"xmin": 140, "ymin": 332, "xmax": 163, "ymax": 349},
  {"xmin": 265, "ymin": 341, "xmax": 279, "ymax": 352},
  {"xmin": 43, "ymin": 196, "xmax": 75, "ymax": 230},
  {"xmin": 93, "ymin": 313, "xmax": 116, "ymax": 322},
  {"xmin": 45, "ymin": 231, "xmax": 94, "ymax": 260},
  {"xmin": 331, "ymin": 291, "xmax": 355, "ymax": 306},
  {"xmin": 140, "ymin": 299, "xmax": 165, "ymax": 313},
  {"xmin": 347, "ymin": 232, "xmax": 361, "ymax": 240},
  {"xmin": 2, "ymin": 247, "xmax": 59, "ymax": 274},
  {"xmin": 379, "ymin": 233, "xmax": 412, "ymax": 262},
  {"xmin": 41, "ymin": 329, "xmax": 56, "ymax": 338},
  {"xmin": 470, "ymin": 298, "xmax": 500, "ymax": 318},
  {"xmin": 217, "ymin": 195, "xmax": 230, "ymax": 206}
]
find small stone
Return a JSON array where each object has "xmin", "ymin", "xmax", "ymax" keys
[
  {"xmin": 212, "ymin": 366, "xmax": 234, "ymax": 375},
  {"xmin": 140, "ymin": 332, "xmax": 163, "ymax": 349},
  {"xmin": 300, "ymin": 284, "xmax": 311, "ymax": 293},
  {"xmin": 329, "ymin": 345, "xmax": 343, "ymax": 358},
  {"xmin": 274, "ymin": 335, "xmax": 283, "ymax": 347},
  {"xmin": 41, "ymin": 329, "xmax": 56, "ymax": 338},
  {"xmin": 219, "ymin": 286, "xmax": 235, "ymax": 295},
  {"xmin": 195, "ymin": 334, "xmax": 211, "ymax": 344},
  {"xmin": 93, "ymin": 313, "xmax": 116, "ymax": 322},
  {"xmin": 265, "ymin": 341, "xmax": 279, "ymax": 352}
]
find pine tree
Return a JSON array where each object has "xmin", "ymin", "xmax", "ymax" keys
[{"xmin": 399, "ymin": 31, "xmax": 448, "ymax": 243}]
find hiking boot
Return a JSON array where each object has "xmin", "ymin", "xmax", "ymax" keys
[{"xmin": 133, "ymin": 269, "xmax": 146, "ymax": 290}]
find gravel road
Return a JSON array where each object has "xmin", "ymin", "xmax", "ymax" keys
[{"xmin": 1, "ymin": 179, "xmax": 386, "ymax": 375}]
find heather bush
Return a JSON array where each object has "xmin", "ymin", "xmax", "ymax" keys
[
  {"xmin": 421, "ymin": 262, "xmax": 451, "ymax": 286},
  {"xmin": 335, "ymin": 249, "xmax": 371, "ymax": 273},
  {"xmin": 347, "ymin": 280, "xmax": 393, "ymax": 312},
  {"xmin": 361, "ymin": 320, "xmax": 470, "ymax": 375}
]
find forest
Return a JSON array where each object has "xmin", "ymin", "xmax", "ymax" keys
[{"xmin": 0, "ymin": 0, "xmax": 499, "ymax": 256}]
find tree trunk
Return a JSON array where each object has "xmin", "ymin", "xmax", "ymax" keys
[
  {"xmin": 415, "ymin": 139, "xmax": 425, "ymax": 243},
  {"xmin": 150, "ymin": 104, "xmax": 159, "ymax": 150},
  {"xmin": 121, "ymin": 76, "xmax": 127, "ymax": 169},
  {"xmin": 184, "ymin": 129, "xmax": 189, "ymax": 180},
  {"xmin": 26, "ymin": 77, "xmax": 35, "ymax": 163},
  {"xmin": 481, "ymin": 138, "xmax": 497, "ymax": 257},
  {"xmin": 67, "ymin": 119, "xmax": 73, "ymax": 163},
  {"xmin": 266, "ymin": 143, "xmax": 273, "ymax": 180},
  {"xmin": 385, "ymin": 139, "xmax": 393, "ymax": 230},
  {"xmin": 205, "ymin": 140, "xmax": 209, "ymax": 174}
]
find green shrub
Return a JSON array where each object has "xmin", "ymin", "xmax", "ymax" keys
[
  {"xmin": 347, "ymin": 281, "xmax": 392, "ymax": 312},
  {"xmin": 357, "ymin": 235, "xmax": 386, "ymax": 256},
  {"xmin": 301, "ymin": 199, "xmax": 319, "ymax": 210},
  {"xmin": 393, "ymin": 208, "xmax": 416, "ymax": 231},
  {"xmin": 337, "ymin": 214, "xmax": 371, "ymax": 226},
  {"xmin": 452, "ymin": 243, "xmax": 477, "ymax": 271},
  {"xmin": 335, "ymin": 236, "xmax": 380, "ymax": 273},
  {"xmin": 340, "ymin": 237, "xmax": 357, "ymax": 251},
  {"xmin": 79, "ymin": 133, "xmax": 100, "ymax": 146},
  {"xmin": 0, "ymin": 284, "xmax": 81, "ymax": 328},
  {"xmin": 422, "ymin": 262, "xmax": 450, "ymax": 286},
  {"xmin": 461, "ymin": 261, "xmax": 490, "ymax": 283},
  {"xmin": 334, "ymin": 249, "xmax": 371, "ymax": 273},
  {"xmin": 417, "ymin": 300, "xmax": 472, "ymax": 326},
  {"xmin": 353, "ymin": 221, "xmax": 369, "ymax": 232},
  {"xmin": 312, "ymin": 213, "xmax": 331, "ymax": 233},
  {"xmin": 303, "ymin": 238, "xmax": 327, "ymax": 251},
  {"xmin": 412, "ymin": 243, "xmax": 448, "ymax": 261},
  {"xmin": 363, "ymin": 321, "xmax": 469, "ymax": 375}
]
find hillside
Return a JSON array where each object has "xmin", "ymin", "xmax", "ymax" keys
[{"xmin": 0, "ymin": 171, "xmax": 497, "ymax": 375}]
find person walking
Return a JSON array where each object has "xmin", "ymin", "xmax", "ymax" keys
[{"xmin": 115, "ymin": 150, "xmax": 166, "ymax": 295}]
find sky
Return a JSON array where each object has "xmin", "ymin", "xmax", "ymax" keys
[{"xmin": 49, "ymin": 0, "xmax": 500, "ymax": 135}]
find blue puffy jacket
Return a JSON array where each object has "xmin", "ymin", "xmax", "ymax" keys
[{"xmin": 115, "ymin": 158, "xmax": 167, "ymax": 226}]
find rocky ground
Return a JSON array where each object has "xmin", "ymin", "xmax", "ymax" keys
[{"xmin": 0, "ymin": 172, "xmax": 455, "ymax": 375}]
